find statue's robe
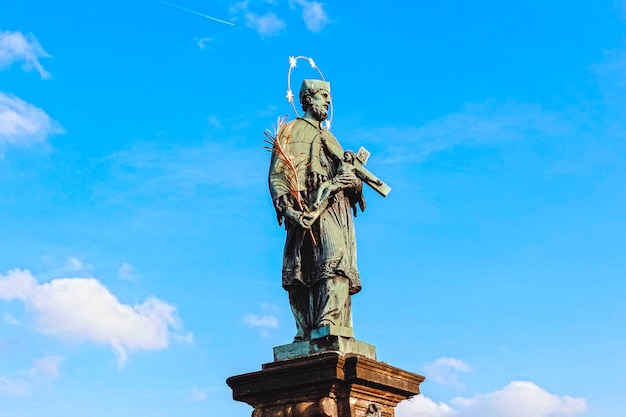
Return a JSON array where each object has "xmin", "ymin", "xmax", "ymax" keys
[{"xmin": 268, "ymin": 116, "xmax": 362, "ymax": 299}]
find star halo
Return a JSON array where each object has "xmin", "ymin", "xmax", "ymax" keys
[{"xmin": 286, "ymin": 56, "xmax": 334, "ymax": 130}]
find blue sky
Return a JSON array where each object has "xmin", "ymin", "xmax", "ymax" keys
[{"xmin": 1, "ymin": 1, "xmax": 625, "ymax": 416}]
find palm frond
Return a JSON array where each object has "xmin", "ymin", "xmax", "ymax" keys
[{"xmin": 265, "ymin": 116, "xmax": 317, "ymax": 245}]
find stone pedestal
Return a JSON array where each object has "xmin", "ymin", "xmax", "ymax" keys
[{"xmin": 227, "ymin": 352, "xmax": 425, "ymax": 417}]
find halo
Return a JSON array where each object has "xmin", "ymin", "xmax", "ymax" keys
[{"xmin": 286, "ymin": 56, "xmax": 333, "ymax": 130}]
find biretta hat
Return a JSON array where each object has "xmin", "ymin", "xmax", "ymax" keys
[{"xmin": 299, "ymin": 79, "xmax": 331, "ymax": 104}]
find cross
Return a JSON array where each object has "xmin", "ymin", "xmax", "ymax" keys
[{"xmin": 342, "ymin": 147, "xmax": 391, "ymax": 198}]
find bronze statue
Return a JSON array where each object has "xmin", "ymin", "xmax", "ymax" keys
[
  {"xmin": 227, "ymin": 71, "xmax": 424, "ymax": 417},
  {"xmin": 268, "ymin": 80, "xmax": 368, "ymax": 341}
]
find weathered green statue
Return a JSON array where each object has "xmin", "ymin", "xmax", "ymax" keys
[{"xmin": 268, "ymin": 80, "xmax": 366, "ymax": 342}]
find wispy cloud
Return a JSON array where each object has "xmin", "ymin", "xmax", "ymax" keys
[
  {"xmin": 36, "ymin": 256, "xmax": 94, "ymax": 281},
  {"xmin": 0, "ymin": 92, "xmax": 63, "ymax": 148},
  {"xmin": 0, "ymin": 376, "xmax": 29, "ymax": 397},
  {"xmin": 423, "ymin": 357, "xmax": 471, "ymax": 389},
  {"xmin": 29, "ymin": 355, "xmax": 64, "ymax": 378},
  {"xmin": 244, "ymin": 11, "xmax": 286, "ymax": 37},
  {"xmin": 0, "ymin": 268, "xmax": 191, "ymax": 368},
  {"xmin": 2, "ymin": 312, "xmax": 19, "ymax": 325},
  {"xmin": 397, "ymin": 381, "xmax": 586, "ymax": 417},
  {"xmin": 243, "ymin": 314, "xmax": 279, "ymax": 329},
  {"xmin": 103, "ymin": 139, "xmax": 267, "ymax": 202},
  {"xmin": 230, "ymin": 1, "xmax": 286, "ymax": 37},
  {"xmin": 243, "ymin": 302, "xmax": 280, "ymax": 336},
  {"xmin": 187, "ymin": 387, "xmax": 209, "ymax": 402},
  {"xmin": 592, "ymin": 48, "xmax": 626, "ymax": 137},
  {"xmin": 231, "ymin": 0, "xmax": 328, "ymax": 36},
  {"xmin": 0, "ymin": 355, "xmax": 64, "ymax": 397},
  {"xmin": 0, "ymin": 31, "xmax": 61, "ymax": 150},
  {"xmin": 196, "ymin": 37, "xmax": 212, "ymax": 50},
  {"xmin": 117, "ymin": 262, "xmax": 135, "ymax": 281},
  {"xmin": 362, "ymin": 101, "xmax": 569, "ymax": 164},
  {"xmin": 290, "ymin": 0, "xmax": 329, "ymax": 32},
  {"xmin": 64, "ymin": 256, "xmax": 90, "ymax": 272},
  {"xmin": 0, "ymin": 30, "xmax": 51, "ymax": 79},
  {"xmin": 185, "ymin": 385, "xmax": 224, "ymax": 403}
]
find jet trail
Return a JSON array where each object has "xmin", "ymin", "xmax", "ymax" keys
[{"xmin": 156, "ymin": 0, "xmax": 234, "ymax": 26}]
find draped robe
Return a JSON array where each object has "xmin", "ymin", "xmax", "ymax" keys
[{"xmin": 268, "ymin": 116, "xmax": 362, "ymax": 296}]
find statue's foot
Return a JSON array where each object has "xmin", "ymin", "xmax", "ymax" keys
[
  {"xmin": 316, "ymin": 320, "xmax": 334, "ymax": 329},
  {"xmin": 293, "ymin": 329, "xmax": 307, "ymax": 342}
]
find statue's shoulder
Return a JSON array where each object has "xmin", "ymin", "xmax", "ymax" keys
[
  {"xmin": 322, "ymin": 128, "xmax": 338, "ymax": 140},
  {"xmin": 286, "ymin": 117, "xmax": 313, "ymax": 129},
  {"xmin": 319, "ymin": 126, "xmax": 342, "ymax": 149},
  {"xmin": 278, "ymin": 118, "xmax": 315, "ymax": 140}
]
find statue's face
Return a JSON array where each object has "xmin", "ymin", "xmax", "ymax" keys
[{"xmin": 307, "ymin": 89, "xmax": 331, "ymax": 121}]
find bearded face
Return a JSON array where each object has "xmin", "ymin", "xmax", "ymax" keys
[
  {"xmin": 304, "ymin": 89, "xmax": 331, "ymax": 122},
  {"xmin": 310, "ymin": 102, "xmax": 329, "ymax": 121}
]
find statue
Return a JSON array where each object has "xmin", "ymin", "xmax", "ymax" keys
[
  {"xmin": 228, "ymin": 61, "xmax": 425, "ymax": 417},
  {"xmin": 268, "ymin": 79, "xmax": 389, "ymax": 342}
]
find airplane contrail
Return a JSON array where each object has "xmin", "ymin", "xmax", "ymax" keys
[{"xmin": 156, "ymin": 0, "xmax": 235, "ymax": 26}]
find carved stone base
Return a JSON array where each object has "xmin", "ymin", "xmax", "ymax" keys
[{"xmin": 226, "ymin": 352, "xmax": 425, "ymax": 417}]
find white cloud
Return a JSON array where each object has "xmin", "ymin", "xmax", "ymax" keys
[
  {"xmin": 244, "ymin": 302, "xmax": 281, "ymax": 333},
  {"xmin": 0, "ymin": 92, "xmax": 63, "ymax": 147},
  {"xmin": 291, "ymin": 0, "xmax": 329, "ymax": 32},
  {"xmin": 117, "ymin": 262, "xmax": 135, "ymax": 280},
  {"xmin": 398, "ymin": 395, "xmax": 455, "ymax": 417},
  {"xmin": 0, "ymin": 31, "xmax": 61, "ymax": 149},
  {"xmin": 424, "ymin": 357, "xmax": 471, "ymax": 389},
  {"xmin": 29, "ymin": 356, "xmax": 63, "ymax": 378},
  {"xmin": 0, "ymin": 268, "xmax": 37, "ymax": 299},
  {"xmin": 230, "ymin": 1, "xmax": 286, "ymax": 37},
  {"xmin": 452, "ymin": 381, "xmax": 587, "ymax": 417},
  {"xmin": 0, "ymin": 268, "xmax": 191, "ymax": 368},
  {"xmin": 0, "ymin": 30, "xmax": 50, "ymax": 79},
  {"xmin": 396, "ymin": 382, "xmax": 586, "ymax": 417},
  {"xmin": 244, "ymin": 11, "xmax": 286, "ymax": 37},
  {"xmin": 243, "ymin": 313, "xmax": 279, "ymax": 329}
]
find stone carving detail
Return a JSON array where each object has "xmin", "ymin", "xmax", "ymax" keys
[
  {"xmin": 363, "ymin": 403, "xmax": 381, "ymax": 417},
  {"xmin": 254, "ymin": 397, "xmax": 338, "ymax": 417}
]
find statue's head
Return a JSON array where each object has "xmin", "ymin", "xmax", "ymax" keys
[{"xmin": 299, "ymin": 79, "xmax": 331, "ymax": 122}]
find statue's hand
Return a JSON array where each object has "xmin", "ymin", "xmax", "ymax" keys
[
  {"xmin": 299, "ymin": 210, "xmax": 320, "ymax": 229},
  {"xmin": 306, "ymin": 172, "xmax": 325, "ymax": 191},
  {"xmin": 285, "ymin": 207, "xmax": 319, "ymax": 230},
  {"xmin": 335, "ymin": 170, "xmax": 361, "ymax": 190}
]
